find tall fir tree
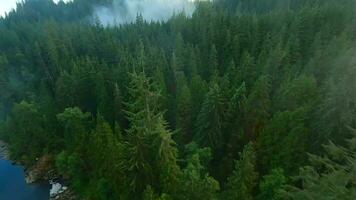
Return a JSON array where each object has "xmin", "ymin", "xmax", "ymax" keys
[{"xmin": 225, "ymin": 143, "xmax": 258, "ymax": 200}]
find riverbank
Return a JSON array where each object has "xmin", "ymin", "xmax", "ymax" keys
[
  {"xmin": 24, "ymin": 155, "xmax": 76, "ymax": 200},
  {"xmin": 1, "ymin": 140, "xmax": 50, "ymax": 199},
  {"xmin": 0, "ymin": 159, "xmax": 51, "ymax": 200},
  {"xmin": 25, "ymin": 155, "xmax": 55, "ymax": 184},
  {"xmin": 50, "ymin": 181, "xmax": 76, "ymax": 200},
  {"xmin": 0, "ymin": 140, "xmax": 76, "ymax": 200}
]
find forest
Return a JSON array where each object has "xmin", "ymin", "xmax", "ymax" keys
[{"xmin": 1, "ymin": 0, "xmax": 356, "ymax": 199}]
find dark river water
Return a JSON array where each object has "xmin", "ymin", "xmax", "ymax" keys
[{"xmin": 0, "ymin": 158, "xmax": 51, "ymax": 200}]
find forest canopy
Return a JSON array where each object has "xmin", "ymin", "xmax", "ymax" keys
[{"xmin": 1, "ymin": 0, "xmax": 356, "ymax": 199}]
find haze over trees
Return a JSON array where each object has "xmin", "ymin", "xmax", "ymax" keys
[{"xmin": 1, "ymin": 0, "xmax": 356, "ymax": 199}]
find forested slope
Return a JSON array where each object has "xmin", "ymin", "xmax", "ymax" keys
[{"xmin": 1, "ymin": 0, "xmax": 356, "ymax": 199}]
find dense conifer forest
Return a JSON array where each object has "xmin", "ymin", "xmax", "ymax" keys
[{"xmin": 1, "ymin": 0, "xmax": 356, "ymax": 199}]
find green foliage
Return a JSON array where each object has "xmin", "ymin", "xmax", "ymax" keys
[
  {"xmin": 245, "ymin": 75, "xmax": 271, "ymax": 139},
  {"xmin": 195, "ymin": 83, "xmax": 225, "ymax": 150},
  {"xmin": 315, "ymin": 48, "xmax": 356, "ymax": 145},
  {"xmin": 257, "ymin": 168, "xmax": 286, "ymax": 200},
  {"xmin": 178, "ymin": 143, "xmax": 220, "ymax": 200},
  {"xmin": 257, "ymin": 108, "xmax": 309, "ymax": 174},
  {"xmin": 55, "ymin": 151, "xmax": 86, "ymax": 190},
  {"xmin": 57, "ymin": 107, "xmax": 91, "ymax": 152},
  {"xmin": 282, "ymin": 131, "xmax": 356, "ymax": 199},
  {"xmin": 5, "ymin": 101, "xmax": 53, "ymax": 164},
  {"xmin": 1, "ymin": 0, "xmax": 356, "ymax": 199},
  {"xmin": 121, "ymin": 71, "xmax": 181, "ymax": 198},
  {"xmin": 176, "ymin": 83, "xmax": 193, "ymax": 145},
  {"xmin": 225, "ymin": 143, "xmax": 258, "ymax": 200}
]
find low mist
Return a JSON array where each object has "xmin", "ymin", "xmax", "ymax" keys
[{"xmin": 93, "ymin": 0, "xmax": 197, "ymax": 25}]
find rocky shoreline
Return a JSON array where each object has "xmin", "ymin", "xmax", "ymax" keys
[
  {"xmin": 24, "ymin": 155, "xmax": 76, "ymax": 200},
  {"xmin": 50, "ymin": 181, "xmax": 76, "ymax": 200},
  {"xmin": 24, "ymin": 155, "xmax": 56, "ymax": 184},
  {"xmin": 0, "ymin": 140, "xmax": 76, "ymax": 200}
]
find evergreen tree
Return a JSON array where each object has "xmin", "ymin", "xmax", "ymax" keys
[
  {"xmin": 257, "ymin": 108, "xmax": 308, "ymax": 174},
  {"xmin": 175, "ymin": 73, "xmax": 192, "ymax": 145},
  {"xmin": 178, "ymin": 143, "xmax": 220, "ymax": 200},
  {"xmin": 245, "ymin": 75, "xmax": 271, "ymax": 140},
  {"xmin": 122, "ymin": 71, "xmax": 181, "ymax": 198},
  {"xmin": 6, "ymin": 101, "xmax": 50, "ymax": 164},
  {"xmin": 282, "ymin": 130, "xmax": 356, "ymax": 200},
  {"xmin": 195, "ymin": 83, "xmax": 225, "ymax": 150},
  {"xmin": 189, "ymin": 74, "xmax": 208, "ymax": 124},
  {"xmin": 113, "ymin": 83, "xmax": 125, "ymax": 129},
  {"xmin": 88, "ymin": 115, "xmax": 123, "ymax": 199},
  {"xmin": 225, "ymin": 143, "xmax": 258, "ymax": 200},
  {"xmin": 257, "ymin": 168, "xmax": 286, "ymax": 200},
  {"xmin": 221, "ymin": 82, "xmax": 248, "ymax": 179},
  {"xmin": 56, "ymin": 107, "xmax": 91, "ymax": 152},
  {"xmin": 202, "ymin": 44, "xmax": 218, "ymax": 81},
  {"xmin": 121, "ymin": 71, "xmax": 161, "ymax": 197}
]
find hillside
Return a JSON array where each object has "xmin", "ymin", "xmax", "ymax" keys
[{"xmin": 1, "ymin": 0, "xmax": 356, "ymax": 199}]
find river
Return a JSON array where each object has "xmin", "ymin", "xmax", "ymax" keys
[{"xmin": 0, "ymin": 158, "xmax": 51, "ymax": 200}]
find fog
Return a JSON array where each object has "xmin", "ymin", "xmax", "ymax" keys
[
  {"xmin": 93, "ymin": 0, "xmax": 197, "ymax": 25},
  {"xmin": 0, "ymin": 0, "xmax": 19, "ymax": 17}
]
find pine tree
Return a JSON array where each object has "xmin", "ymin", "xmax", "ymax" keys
[
  {"xmin": 245, "ymin": 75, "xmax": 271, "ymax": 140},
  {"xmin": 176, "ymin": 83, "xmax": 193, "ymax": 145},
  {"xmin": 87, "ymin": 115, "xmax": 123, "ymax": 199},
  {"xmin": 122, "ymin": 71, "xmax": 181, "ymax": 198},
  {"xmin": 174, "ymin": 32, "xmax": 185, "ymax": 72},
  {"xmin": 175, "ymin": 73, "xmax": 193, "ymax": 146},
  {"xmin": 221, "ymin": 82, "xmax": 248, "ymax": 180},
  {"xmin": 185, "ymin": 46, "xmax": 198, "ymax": 79},
  {"xmin": 153, "ymin": 116, "xmax": 181, "ymax": 196},
  {"xmin": 55, "ymin": 70, "xmax": 76, "ymax": 110},
  {"xmin": 202, "ymin": 44, "xmax": 218, "ymax": 81},
  {"xmin": 257, "ymin": 108, "xmax": 308, "ymax": 174},
  {"xmin": 96, "ymin": 71, "xmax": 112, "ymax": 122},
  {"xmin": 121, "ymin": 71, "xmax": 161, "ymax": 197},
  {"xmin": 225, "ymin": 143, "xmax": 258, "ymax": 200},
  {"xmin": 195, "ymin": 83, "xmax": 225, "ymax": 150},
  {"xmin": 240, "ymin": 51, "xmax": 257, "ymax": 87},
  {"xmin": 189, "ymin": 74, "xmax": 208, "ymax": 124},
  {"xmin": 113, "ymin": 83, "xmax": 125, "ymax": 129}
]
